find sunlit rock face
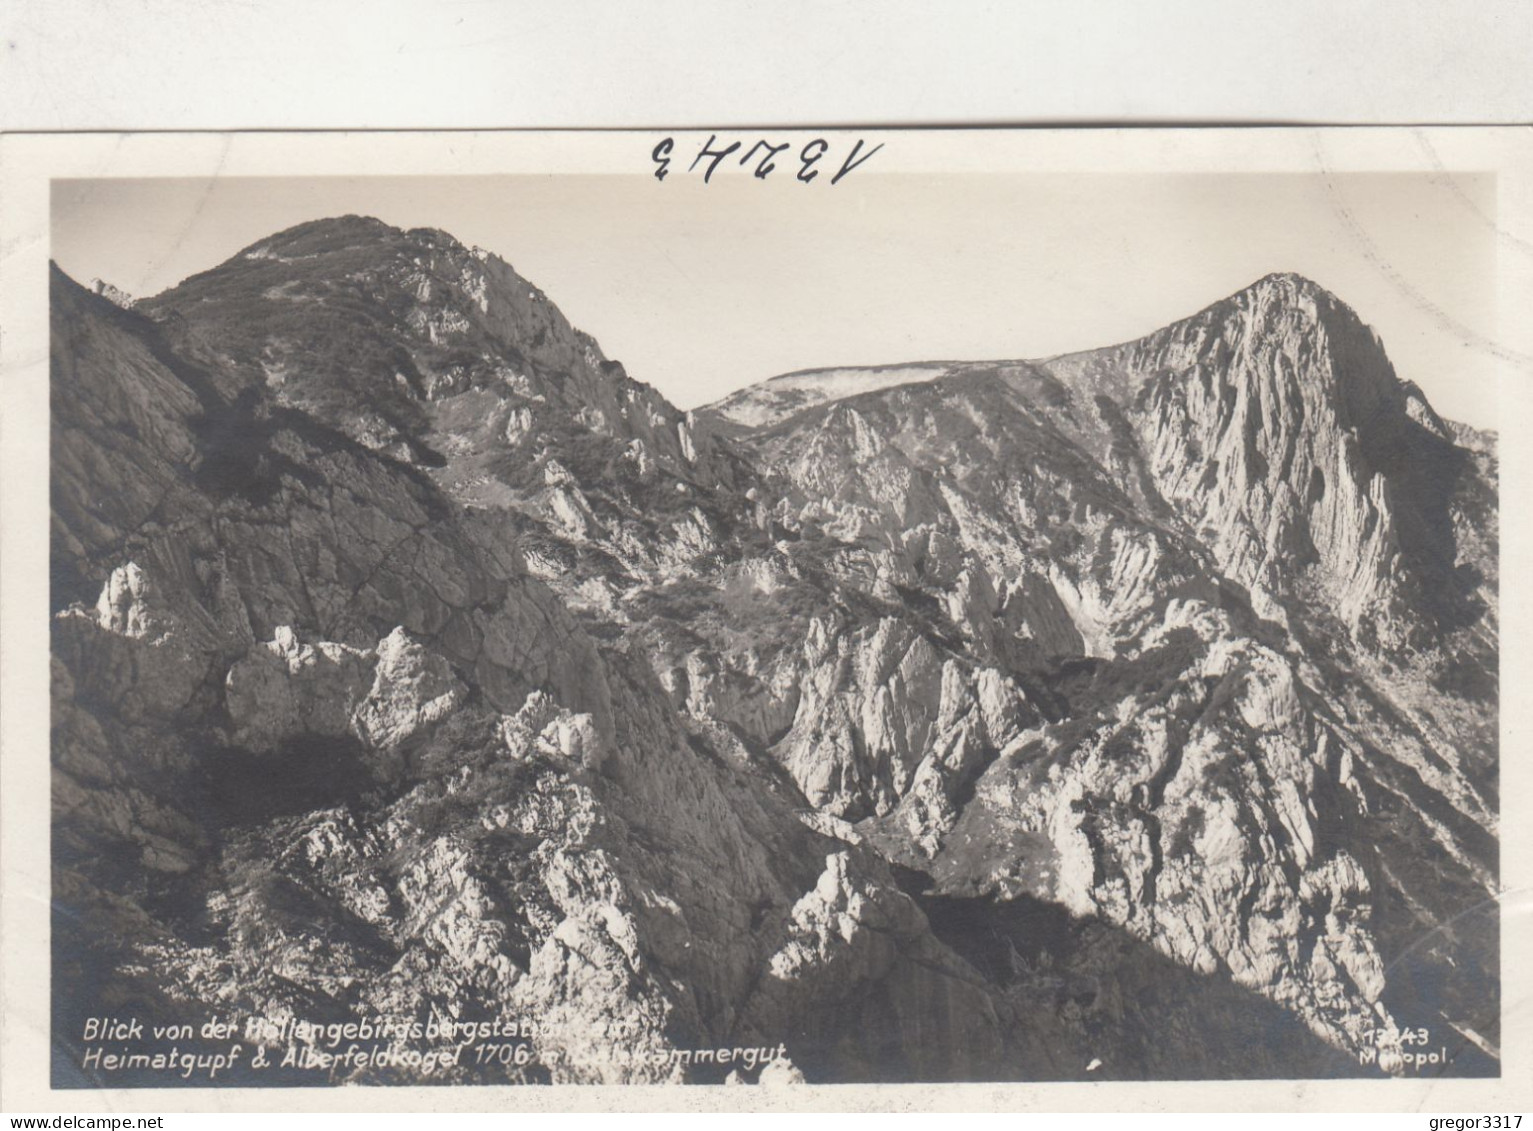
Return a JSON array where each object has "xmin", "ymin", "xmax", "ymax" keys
[
  {"xmin": 700, "ymin": 273, "xmax": 1497, "ymax": 1067},
  {"xmin": 51, "ymin": 220, "xmax": 1496, "ymax": 1086}
]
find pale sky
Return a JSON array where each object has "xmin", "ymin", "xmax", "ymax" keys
[{"xmin": 52, "ymin": 172, "xmax": 1499, "ymax": 428}]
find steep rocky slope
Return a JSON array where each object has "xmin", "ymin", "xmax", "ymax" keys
[
  {"xmin": 51, "ymin": 267, "xmax": 1017, "ymax": 1085},
  {"xmin": 140, "ymin": 217, "xmax": 760, "ymax": 616},
  {"xmin": 698, "ymin": 274, "xmax": 1499, "ymax": 1069},
  {"xmin": 52, "ymin": 219, "xmax": 1496, "ymax": 1085}
]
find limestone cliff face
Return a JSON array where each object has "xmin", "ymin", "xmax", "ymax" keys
[
  {"xmin": 699, "ymin": 275, "xmax": 1498, "ymax": 1068},
  {"xmin": 52, "ymin": 220, "xmax": 1496, "ymax": 1084},
  {"xmin": 50, "ymin": 267, "xmax": 1015, "ymax": 1086},
  {"xmin": 142, "ymin": 216, "xmax": 755, "ymax": 601},
  {"xmin": 1040, "ymin": 274, "xmax": 1486, "ymax": 646}
]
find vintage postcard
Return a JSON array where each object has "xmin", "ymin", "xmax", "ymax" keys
[{"xmin": 1, "ymin": 128, "xmax": 1529, "ymax": 1112}]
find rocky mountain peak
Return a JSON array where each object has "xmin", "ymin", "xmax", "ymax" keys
[
  {"xmin": 1246, "ymin": 269, "xmax": 1331, "ymax": 299},
  {"xmin": 244, "ymin": 214, "xmax": 483, "ymax": 266},
  {"xmin": 246, "ymin": 212, "xmax": 394, "ymax": 247},
  {"xmin": 48, "ymin": 221, "xmax": 1498, "ymax": 1086},
  {"xmin": 1203, "ymin": 271, "xmax": 1354, "ymax": 328},
  {"xmin": 122, "ymin": 220, "xmax": 763, "ymax": 633},
  {"xmin": 141, "ymin": 214, "xmax": 725, "ymax": 476},
  {"xmin": 992, "ymin": 270, "xmax": 1484, "ymax": 648},
  {"xmin": 698, "ymin": 271, "xmax": 1496, "ymax": 1073},
  {"xmin": 1130, "ymin": 271, "xmax": 1380, "ymax": 382}
]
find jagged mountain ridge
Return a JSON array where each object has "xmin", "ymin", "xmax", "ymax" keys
[
  {"xmin": 137, "ymin": 216, "xmax": 769, "ymax": 624},
  {"xmin": 51, "ymin": 265, "xmax": 1038, "ymax": 1085},
  {"xmin": 698, "ymin": 272, "xmax": 1498, "ymax": 1064},
  {"xmin": 53, "ymin": 216, "xmax": 1497, "ymax": 1082},
  {"xmin": 51, "ymin": 254, "xmax": 1351, "ymax": 1087}
]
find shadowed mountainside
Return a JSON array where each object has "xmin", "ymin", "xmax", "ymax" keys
[{"xmin": 52, "ymin": 218, "xmax": 1497, "ymax": 1084}]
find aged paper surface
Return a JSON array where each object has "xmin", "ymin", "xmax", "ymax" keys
[{"xmin": 2, "ymin": 128, "xmax": 1530, "ymax": 1112}]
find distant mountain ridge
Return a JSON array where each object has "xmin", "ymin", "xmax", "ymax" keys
[
  {"xmin": 705, "ymin": 362, "xmax": 968, "ymax": 432},
  {"xmin": 49, "ymin": 216, "xmax": 1498, "ymax": 1084}
]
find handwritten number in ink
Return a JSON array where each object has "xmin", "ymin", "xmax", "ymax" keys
[
  {"xmin": 654, "ymin": 135, "xmax": 881, "ymax": 184},
  {"xmin": 690, "ymin": 134, "xmax": 743, "ymax": 185},
  {"xmin": 651, "ymin": 138, "xmax": 674, "ymax": 182},
  {"xmin": 798, "ymin": 139, "xmax": 829, "ymax": 183},
  {"xmin": 740, "ymin": 141, "xmax": 791, "ymax": 180},
  {"xmin": 832, "ymin": 139, "xmax": 884, "ymax": 185}
]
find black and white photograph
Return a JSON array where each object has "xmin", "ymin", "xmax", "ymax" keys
[{"xmin": 2, "ymin": 128, "xmax": 1527, "ymax": 1109}]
